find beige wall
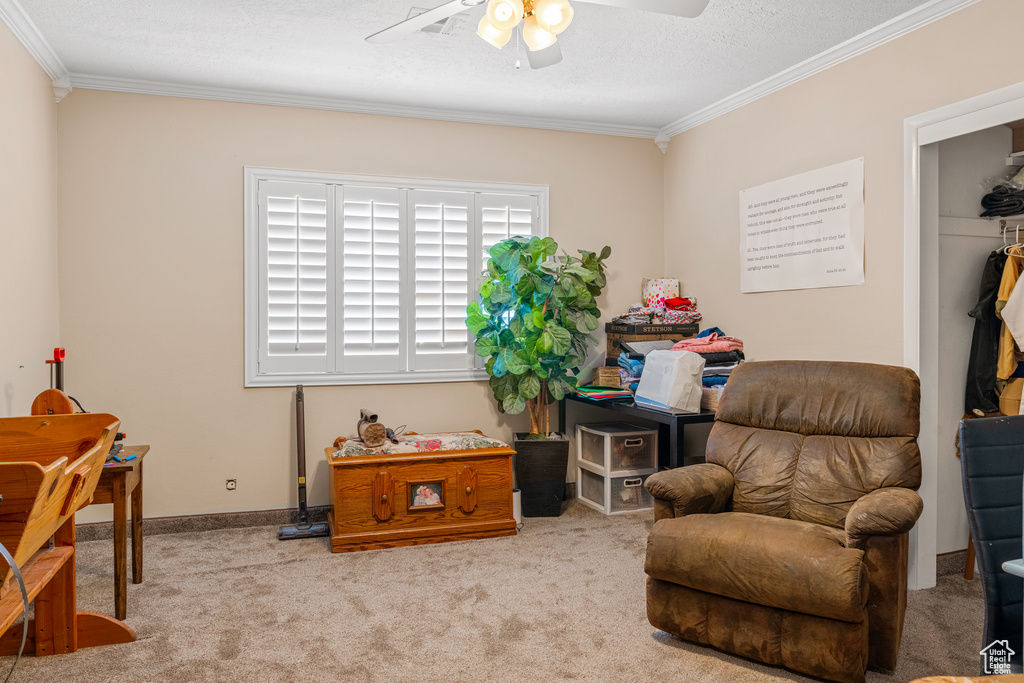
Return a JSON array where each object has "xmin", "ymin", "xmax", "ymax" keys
[
  {"xmin": 56, "ymin": 91, "xmax": 664, "ymax": 520},
  {"xmin": 663, "ymin": 0, "xmax": 1024, "ymax": 365},
  {"xmin": 0, "ymin": 23, "xmax": 59, "ymax": 417}
]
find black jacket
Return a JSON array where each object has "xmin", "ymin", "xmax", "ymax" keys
[{"xmin": 965, "ymin": 250, "xmax": 1008, "ymax": 414}]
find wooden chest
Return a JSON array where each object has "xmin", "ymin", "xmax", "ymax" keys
[{"xmin": 325, "ymin": 433, "xmax": 517, "ymax": 553}]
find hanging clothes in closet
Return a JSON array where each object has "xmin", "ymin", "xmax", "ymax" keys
[
  {"xmin": 967, "ymin": 235, "xmax": 1024, "ymax": 416},
  {"xmin": 999, "ymin": 245, "xmax": 1024, "ymax": 415},
  {"xmin": 965, "ymin": 250, "xmax": 1008, "ymax": 414}
]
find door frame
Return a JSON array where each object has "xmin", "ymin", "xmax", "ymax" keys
[{"xmin": 904, "ymin": 81, "xmax": 1024, "ymax": 589}]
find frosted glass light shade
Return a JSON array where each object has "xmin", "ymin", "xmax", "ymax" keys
[
  {"xmin": 522, "ymin": 15, "xmax": 557, "ymax": 51},
  {"xmin": 477, "ymin": 15, "xmax": 512, "ymax": 48},
  {"xmin": 486, "ymin": 0, "xmax": 524, "ymax": 31},
  {"xmin": 533, "ymin": 0, "xmax": 573, "ymax": 34}
]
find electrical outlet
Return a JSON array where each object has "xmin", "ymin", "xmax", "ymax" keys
[{"xmin": 226, "ymin": 479, "xmax": 237, "ymax": 491}]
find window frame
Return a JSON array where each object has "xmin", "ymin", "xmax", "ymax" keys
[{"xmin": 243, "ymin": 167, "xmax": 549, "ymax": 387}]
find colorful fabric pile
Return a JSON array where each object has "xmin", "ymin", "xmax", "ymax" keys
[
  {"xmin": 617, "ymin": 353, "xmax": 644, "ymax": 391},
  {"xmin": 576, "ymin": 385, "xmax": 634, "ymax": 401},
  {"xmin": 612, "ymin": 296, "xmax": 703, "ymax": 326},
  {"xmin": 662, "ymin": 296, "xmax": 702, "ymax": 325}
]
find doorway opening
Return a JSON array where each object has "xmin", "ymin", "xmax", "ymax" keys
[{"xmin": 905, "ymin": 82, "xmax": 1024, "ymax": 589}]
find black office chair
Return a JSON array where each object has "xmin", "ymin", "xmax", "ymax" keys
[{"xmin": 960, "ymin": 414, "xmax": 1024, "ymax": 673}]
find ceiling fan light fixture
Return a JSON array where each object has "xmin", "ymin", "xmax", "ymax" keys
[
  {"xmin": 532, "ymin": 0, "xmax": 573, "ymax": 34},
  {"xmin": 486, "ymin": 0, "xmax": 524, "ymax": 31},
  {"xmin": 476, "ymin": 15, "xmax": 512, "ymax": 48},
  {"xmin": 522, "ymin": 14, "xmax": 557, "ymax": 51}
]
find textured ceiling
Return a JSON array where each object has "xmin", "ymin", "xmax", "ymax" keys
[{"xmin": 20, "ymin": 0, "xmax": 929, "ymax": 130}]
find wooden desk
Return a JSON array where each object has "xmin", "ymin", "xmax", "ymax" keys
[
  {"xmin": 560, "ymin": 396, "xmax": 714, "ymax": 469},
  {"xmin": 90, "ymin": 445, "xmax": 149, "ymax": 620}
]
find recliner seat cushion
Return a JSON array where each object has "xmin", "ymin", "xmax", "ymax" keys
[{"xmin": 645, "ymin": 512, "xmax": 868, "ymax": 623}]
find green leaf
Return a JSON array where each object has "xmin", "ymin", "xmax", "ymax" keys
[
  {"xmin": 508, "ymin": 314, "xmax": 525, "ymax": 339},
  {"xmin": 533, "ymin": 274, "xmax": 553, "ymax": 298},
  {"xmin": 532, "ymin": 363, "xmax": 549, "ymax": 378},
  {"xmin": 555, "ymin": 277, "xmax": 577, "ymax": 300},
  {"xmin": 503, "ymin": 394, "xmax": 527, "ymax": 414},
  {"xmin": 490, "ymin": 283, "xmax": 512, "ymax": 304},
  {"xmin": 487, "ymin": 261, "xmax": 501, "ymax": 279},
  {"xmin": 506, "ymin": 352, "xmax": 530, "ymax": 375},
  {"xmin": 494, "ymin": 347, "xmax": 515, "ymax": 376},
  {"xmin": 479, "ymin": 279, "xmax": 494, "ymax": 298},
  {"xmin": 489, "ymin": 240, "xmax": 514, "ymax": 261},
  {"xmin": 531, "ymin": 308, "xmax": 546, "ymax": 330},
  {"xmin": 466, "ymin": 302, "xmax": 489, "ymax": 335},
  {"xmin": 509, "ymin": 264, "xmax": 530, "ymax": 286},
  {"xmin": 541, "ymin": 323, "xmax": 572, "ymax": 356},
  {"xmin": 549, "ymin": 380, "xmax": 566, "ymax": 401},
  {"xmin": 581, "ymin": 309, "xmax": 599, "ymax": 332},
  {"xmin": 514, "ymin": 273, "xmax": 535, "ymax": 297},
  {"xmin": 567, "ymin": 265, "xmax": 596, "ymax": 282},
  {"xmin": 540, "ymin": 237, "xmax": 558, "ymax": 256},
  {"xmin": 475, "ymin": 336, "xmax": 497, "ymax": 357},
  {"xmin": 518, "ymin": 374, "xmax": 541, "ymax": 399},
  {"xmin": 600, "ymin": 245, "xmax": 611, "ymax": 260},
  {"xmin": 490, "ymin": 370, "xmax": 517, "ymax": 399}
]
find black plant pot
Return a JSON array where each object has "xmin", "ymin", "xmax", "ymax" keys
[{"xmin": 513, "ymin": 433, "xmax": 569, "ymax": 517}]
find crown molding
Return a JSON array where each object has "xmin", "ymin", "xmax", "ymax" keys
[
  {"xmin": 658, "ymin": 0, "xmax": 982, "ymax": 139},
  {"xmin": 0, "ymin": 0, "xmax": 71, "ymax": 101},
  {"xmin": 67, "ymin": 73, "xmax": 662, "ymax": 140}
]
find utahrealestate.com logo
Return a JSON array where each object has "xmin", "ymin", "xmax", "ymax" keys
[{"xmin": 981, "ymin": 640, "xmax": 1015, "ymax": 675}]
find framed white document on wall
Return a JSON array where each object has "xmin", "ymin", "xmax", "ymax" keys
[{"xmin": 739, "ymin": 157, "xmax": 865, "ymax": 293}]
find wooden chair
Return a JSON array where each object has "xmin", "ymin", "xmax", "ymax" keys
[{"xmin": 0, "ymin": 413, "xmax": 136, "ymax": 656}]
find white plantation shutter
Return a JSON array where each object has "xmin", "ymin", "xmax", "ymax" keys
[
  {"xmin": 410, "ymin": 190, "xmax": 475, "ymax": 371},
  {"xmin": 245, "ymin": 168, "xmax": 546, "ymax": 386},
  {"xmin": 258, "ymin": 180, "xmax": 330, "ymax": 374},
  {"xmin": 338, "ymin": 186, "xmax": 403, "ymax": 372},
  {"xmin": 479, "ymin": 193, "xmax": 536, "ymax": 272}
]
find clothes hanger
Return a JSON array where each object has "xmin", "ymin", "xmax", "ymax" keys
[{"xmin": 1000, "ymin": 220, "xmax": 1024, "ymax": 257}]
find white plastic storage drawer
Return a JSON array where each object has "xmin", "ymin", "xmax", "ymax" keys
[
  {"xmin": 576, "ymin": 423, "xmax": 657, "ymax": 474},
  {"xmin": 576, "ymin": 467, "xmax": 654, "ymax": 515}
]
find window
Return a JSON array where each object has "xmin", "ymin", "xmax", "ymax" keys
[{"xmin": 244, "ymin": 168, "xmax": 547, "ymax": 386}]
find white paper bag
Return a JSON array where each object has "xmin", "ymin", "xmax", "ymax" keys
[{"xmin": 635, "ymin": 350, "xmax": 705, "ymax": 413}]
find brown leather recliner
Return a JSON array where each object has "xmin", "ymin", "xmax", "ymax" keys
[{"xmin": 644, "ymin": 361, "xmax": 924, "ymax": 683}]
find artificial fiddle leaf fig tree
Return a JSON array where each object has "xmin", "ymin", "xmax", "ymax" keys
[{"xmin": 467, "ymin": 236, "xmax": 611, "ymax": 437}]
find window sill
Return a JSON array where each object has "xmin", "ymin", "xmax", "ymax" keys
[{"xmin": 244, "ymin": 368, "xmax": 489, "ymax": 388}]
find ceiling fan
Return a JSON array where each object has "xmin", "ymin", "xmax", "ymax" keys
[{"xmin": 365, "ymin": 0, "xmax": 710, "ymax": 69}]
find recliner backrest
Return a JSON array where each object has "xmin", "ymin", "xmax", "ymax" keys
[{"xmin": 706, "ymin": 360, "xmax": 922, "ymax": 528}]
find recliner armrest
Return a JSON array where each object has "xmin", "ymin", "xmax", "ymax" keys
[
  {"xmin": 644, "ymin": 464, "xmax": 734, "ymax": 518},
  {"xmin": 845, "ymin": 487, "xmax": 923, "ymax": 550}
]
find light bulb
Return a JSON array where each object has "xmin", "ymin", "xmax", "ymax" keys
[
  {"xmin": 477, "ymin": 15, "xmax": 511, "ymax": 49},
  {"xmin": 486, "ymin": 0, "xmax": 524, "ymax": 31},
  {"xmin": 532, "ymin": 0, "xmax": 573, "ymax": 34},
  {"xmin": 522, "ymin": 14, "xmax": 557, "ymax": 51}
]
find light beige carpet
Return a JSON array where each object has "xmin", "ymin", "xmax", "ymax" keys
[{"xmin": 3, "ymin": 503, "xmax": 984, "ymax": 682}]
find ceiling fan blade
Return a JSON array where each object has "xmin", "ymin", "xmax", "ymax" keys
[
  {"xmin": 577, "ymin": 0, "xmax": 710, "ymax": 18},
  {"xmin": 527, "ymin": 42, "xmax": 563, "ymax": 69},
  {"xmin": 365, "ymin": 0, "xmax": 469, "ymax": 43}
]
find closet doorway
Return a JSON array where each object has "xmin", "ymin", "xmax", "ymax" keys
[{"xmin": 906, "ymin": 82, "xmax": 1024, "ymax": 590}]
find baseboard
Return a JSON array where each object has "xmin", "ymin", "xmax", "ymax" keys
[
  {"xmin": 76, "ymin": 505, "xmax": 330, "ymax": 542},
  {"xmin": 78, "ymin": 486, "xmax": 578, "ymax": 542}
]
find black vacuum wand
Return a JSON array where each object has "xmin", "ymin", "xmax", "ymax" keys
[{"xmin": 278, "ymin": 385, "xmax": 328, "ymax": 540}]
